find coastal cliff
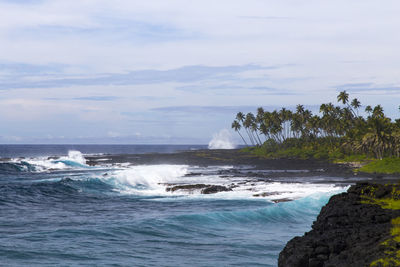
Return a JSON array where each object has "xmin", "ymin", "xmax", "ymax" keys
[{"xmin": 278, "ymin": 182, "xmax": 400, "ymax": 267}]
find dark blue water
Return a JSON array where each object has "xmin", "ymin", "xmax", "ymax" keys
[
  {"xmin": 0, "ymin": 145, "xmax": 344, "ymax": 266},
  {"xmin": 0, "ymin": 144, "xmax": 207, "ymax": 158}
]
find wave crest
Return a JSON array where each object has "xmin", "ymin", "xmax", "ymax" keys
[
  {"xmin": 0, "ymin": 150, "xmax": 89, "ymax": 173},
  {"xmin": 105, "ymin": 165, "xmax": 188, "ymax": 195}
]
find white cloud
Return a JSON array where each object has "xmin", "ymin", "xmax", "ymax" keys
[{"xmin": 0, "ymin": 0, "xmax": 400, "ymax": 143}]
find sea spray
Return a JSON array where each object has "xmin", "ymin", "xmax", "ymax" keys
[
  {"xmin": 208, "ymin": 129, "xmax": 236, "ymax": 149},
  {"xmin": 64, "ymin": 150, "xmax": 87, "ymax": 165},
  {"xmin": 106, "ymin": 165, "xmax": 189, "ymax": 195},
  {"xmin": 9, "ymin": 150, "xmax": 89, "ymax": 172}
]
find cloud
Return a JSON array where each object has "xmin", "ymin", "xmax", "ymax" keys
[
  {"xmin": 238, "ymin": 16, "xmax": 294, "ymax": 20},
  {"xmin": 0, "ymin": 64, "xmax": 271, "ymax": 90},
  {"xmin": 0, "ymin": 0, "xmax": 42, "ymax": 4},
  {"xmin": 1, "ymin": 1, "xmax": 400, "ymax": 143},
  {"xmin": 150, "ymin": 105, "xmax": 308, "ymax": 114},
  {"xmin": 0, "ymin": 62, "xmax": 65, "ymax": 75},
  {"xmin": 336, "ymin": 83, "xmax": 374, "ymax": 88},
  {"xmin": 45, "ymin": 96, "xmax": 120, "ymax": 101},
  {"xmin": 336, "ymin": 83, "xmax": 400, "ymax": 94},
  {"xmin": 151, "ymin": 106, "xmax": 258, "ymax": 114},
  {"xmin": 175, "ymin": 84, "xmax": 295, "ymax": 95}
]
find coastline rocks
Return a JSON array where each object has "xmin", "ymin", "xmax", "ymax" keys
[
  {"xmin": 166, "ymin": 184, "xmax": 232, "ymax": 194},
  {"xmin": 166, "ymin": 184, "xmax": 209, "ymax": 192},
  {"xmin": 278, "ymin": 183, "xmax": 400, "ymax": 267},
  {"xmin": 201, "ymin": 185, "xmax": 232, "ymax": 194}
]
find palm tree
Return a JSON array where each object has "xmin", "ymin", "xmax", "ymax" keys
[
  {"xmin": 351, "ymin": 98, "xmax": 361, "ymax": 116},
  {"xmin": 279, "ymin": 108, "xmax": 291, "ymax": 140},
  {"xmin": 236, "ymin": 112, "xmax": 245, "ymax": 123},
  {"xmin": 337, "ymin": 90, "xmax": 349, "ymax": 105},
  {"xmin": 296, "ymin": 104, "xmax": 305, "ymax": 114},
  {"xmin": 231, "ymin": 120, "xmax": 248, "ymax": 146},
  {"xmin": 251, "ymin": 122, "xmax": 262, "ymax": 145},
  {"xmin": 237, "ymin": 111, "xmax": 254, "ymax": 145},
  {"xmin": 291, "ymin": 113, "xmax": 302, "ymax": 138},
  {"xmin": 256, "ymin": 107, "xmax": 265, "ymax": 123},
  {"xmin": 256, "ymin": 107, "xmax": 266, "ymax": 142},
  {"xmin": 234, "ymin": 90, "xmax": 400, "ymax": 160},
  {"xmin": 308, "ymin": 115, "xmax": 320, "ymax": 138},
  {"xmin": 373, "ymin": 105, "xmax": 384, "ymax": 118},
  {"xmin": 244, "ymin": 113, "xmax": 257, "ymax": 146},
  {"xmin": 245, "ymin": 112, "xmax": 262, "ymax": 146},
  {"xmin": 365, "ymin": 105, "xmax": 373, "ymax": 116}
]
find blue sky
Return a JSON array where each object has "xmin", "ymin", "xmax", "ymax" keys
[{"xmin": 0, "ymin": 0, "xmax": 400, "ymax": 144}]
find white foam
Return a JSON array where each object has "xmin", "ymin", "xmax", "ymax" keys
[
  {"xmin": 99, "ymin": 164, "xmax": 347, "ymax": 200},
  {"xmin": 238, "ymin": 182, "xmax": 347, "ymax": 200},
  {"xmin": 15, "ymin": 150, "xmax": 88, "ymax": 172},
  {"xmin": 105, "ymin": 165, "xmax": 189, "ymax": 195},
  {"xmin": 62, "ymin": 150, "xmax": 87, "ymax": 165},
  {"xmin": 208, "ymin": 129, "xmax": 236, "ymax": 149}
]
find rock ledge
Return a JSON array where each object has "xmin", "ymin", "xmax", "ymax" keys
[{"xmin": 278, "ymin": 182, "xmax": 400, "ymax": 267}]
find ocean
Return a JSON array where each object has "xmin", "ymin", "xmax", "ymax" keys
[{"xmin": 0, "ymin": 145, "xmax": 346, "ymax": 266}]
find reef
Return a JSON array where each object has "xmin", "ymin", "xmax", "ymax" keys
[{"xmin": 278, "ymin": 182, "xmax": 400, "ymax": 267}]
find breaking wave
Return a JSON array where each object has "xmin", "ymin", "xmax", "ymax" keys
[
  {"xmin": 104, "ymin": 165, "xmax": 189, "ymax": 195},
  {"xmin": 0, "ymin": 151, "xmax": 89, "ymax": 173}
]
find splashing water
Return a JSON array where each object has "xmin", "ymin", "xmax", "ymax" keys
[
  {"xmin": 208, "ymin": 129, "xmax": 236, "ymax": 149},
  {"xmin": 7, "ymin": 150, "xmax": 89, "ymax": 172},
  {"xmin": 63, "ymin": 150, "xmax": 87, "ymax": 165},
  {"xmin": 107, "ymin": 165, "xmax": 189, "ymax": 195}
]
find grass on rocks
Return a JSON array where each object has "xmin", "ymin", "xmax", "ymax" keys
[{"xmin": 360, "ymin": 184, "xmax": 400, "ymax": 266}]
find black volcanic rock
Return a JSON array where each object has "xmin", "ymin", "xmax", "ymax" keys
[
  {"xmin": 165, "ymin": 184, "xmax": 232, "ymax": 194},
  {"xmin": 201, "ymin": 185, "xmax": 232, "ymax": 194},
  {"xmin": 166, "ymin": 184, "xmax": 209, "ymax": 192},
  {"xmin": 278, "ymin": 183, "xmax": 400, "ymax": 267}
]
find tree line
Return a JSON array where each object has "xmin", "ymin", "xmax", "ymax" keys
[{"xmin": 232, "ymin": 91, "xmax": 400, "ymax": 159}]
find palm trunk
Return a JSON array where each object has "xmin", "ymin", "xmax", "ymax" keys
[
  {"xmin": 245, "ymin": 128, "xmax": 255, "ymax": 146},
  {"xmin": 237, "ymin": 131, "xmax": 248, "ymax": 147},
  {"xmin": 255, "ymin": 131, "xmax": 262, "ymax": 145}
]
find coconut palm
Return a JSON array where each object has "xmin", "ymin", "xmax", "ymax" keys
[
  {"xmin": 337, "ymin": 90, "xmax": 349, "ymax": 105},
  {"xmin": 236, "ymin": 112, "xmax": 245, "ymax": 123},
  {"xmin": 351, "ymin": 98, "xmax": 361, "ymax": 116},
  {"xmin": 296, "ymin": 104, "xmax": 305, "ymax": 114},
  {"xmin": 234, "ymin": 91, "xmax": 400, "ymax": 159},
  {"xmin": 231, "ymin": 120, "xmax": 248, "ymax": 146},
  {"xmin": 244, "ymin": 113, "xmax": 257, "ymax": 146},
  {"xmin": 365, "ymin": 105, "xmax": 372, "ymax": 113},
  {"xmin": 373, "ymin": 105, "xmax": 384, "ymax": 118}
]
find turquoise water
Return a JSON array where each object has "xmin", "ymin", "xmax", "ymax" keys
[{"xmin": 0, "ymin": 145, "xmax": 344, "ymax": 266}]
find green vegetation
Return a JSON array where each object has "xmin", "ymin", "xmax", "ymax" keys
[
  {"xmin": 242, "ymin": 137, "xmax": 350, "ymax": 160},
  {"xmin": 360, "ymin": 184, "xmax": 400, "ymax": 266},
  {"xmin": 233, "ymin": 91, "xmax": 400, "ymax": 173},
  {"xmin": 359, "ymin": 158, "xmax": 400, "ymax": 174}
]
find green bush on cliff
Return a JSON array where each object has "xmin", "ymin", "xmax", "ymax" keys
[{"xmin": 360, "ymin": 184, "xmax": 400, "ymax": 266}]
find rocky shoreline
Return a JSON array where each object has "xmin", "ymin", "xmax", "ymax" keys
[
  {"xmin": 86, "ymin": 149, "xmax": 399, "ymax": 185},
  {"xmin": 279, "ymin": 183, "xmax": 400, "ymax": 267}
]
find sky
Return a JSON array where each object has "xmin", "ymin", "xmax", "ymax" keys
[{"xmin": 0, "ymin": 0, "xmax": 400, "ymax": 144}]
